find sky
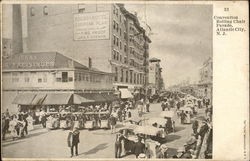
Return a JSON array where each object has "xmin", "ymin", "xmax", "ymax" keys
[{"xmin": 125, "ymin": 4, "xmax": 213, "ymax": 87}]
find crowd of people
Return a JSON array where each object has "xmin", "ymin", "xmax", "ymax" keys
[
  {"xmin": 2, "ymin": 109, "xmax": 34, "ymax": 141},
  {"xmin": 112, "ymin": 91, "xmax": 213, "ymax": 159}
]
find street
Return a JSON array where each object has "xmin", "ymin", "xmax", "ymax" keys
[{"xmin": 2, "ymin": 103, "xmax": 206, "ymax": 158}]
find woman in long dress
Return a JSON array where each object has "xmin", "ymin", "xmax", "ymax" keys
[
  {"xmin": 26, "ymin": 114, "xmax": 34, "ymax": 131},
  {"xmin": 9, "ymin": 115, "xmax": 18, "ymax": 140},
  {"xmin": 186, "ymin": 112, "xmax": 191, "ymax": 124}
]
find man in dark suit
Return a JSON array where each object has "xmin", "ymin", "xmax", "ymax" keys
[
  {"xmin": 134, "ymin": 137, "xmax": 145, "ymax": 158},
  {"xmin": 67, "ymin": 127, "xmax": 80, "ymax": 157}
]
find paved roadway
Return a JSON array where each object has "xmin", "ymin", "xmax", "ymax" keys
[{"xmin": 2, "ymin": 103, "xmax": 205, "ymax": 158}]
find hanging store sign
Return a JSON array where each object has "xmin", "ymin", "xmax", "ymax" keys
[{"xmin": 74, "ymin": 12, "xmax": 110, "ymax": 40}]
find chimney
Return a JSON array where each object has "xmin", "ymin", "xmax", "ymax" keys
[
  {"xmin": 12, "ymin": 4, "xmax": 23, "ymax": 55},
  {"xmin": 88, "ymin": 57, "xmax": 92, "ymax": 69}
]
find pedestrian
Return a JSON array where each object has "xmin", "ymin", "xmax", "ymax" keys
[
  {"xmin": 67, "ymin": 127, "xmax": 80, "ymax": 157},
  {"xmin": 156, "ymin": 144, "xmax": 168, "ymax": 158},
  {"xmin": 134, "ymin": 137, "xmax": 145, "ymax": 158},
  {"xmin": 109, "ymin": 114, "xmax": 117, "ymax": 134},
  {"xmin": 161, "ymin": 101, "xmax": 166, "ymax": 111},
  {"xmin": 192, "ymin": 120, "xmax": 199, "ymax": 134},
  {"xmin": 23, "ymin": 115, "xmax": 28, "ymax": 136},
  {"xmin": 146, "ymin": 99, "xmax": 150, "ymax": 112},
  {"xmin": 115, "ymin": 133, "xmax": 122, "ymax": 158},
  {"xmin": 9, "ymin": 115, "xmax": 18, "ymax": 140},
  {"xmin": 27, "ymin": 114, "xmax": 34, "ymax": 131},
  {"xmin": 180, "ymin": 111, "xmax": 187, "ymax": 124}
]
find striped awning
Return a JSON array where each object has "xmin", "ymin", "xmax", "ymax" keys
[
  {"xmin": 73, "ymin": 94, "xmax": 95, "ymax": 104},
  {"xmin": 43, "ymin": 93, "xmax": 73, "ymax": 105},
  {"xmin": 30, "ymin": 94, "xmax": 47, "ymax": 105},
  {"xmin": 12, "ymin": 93, "xmax": 37, "ymax": 105}
]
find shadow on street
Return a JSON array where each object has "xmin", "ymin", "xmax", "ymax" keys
[
  {"xmin": 79, "ymin": 143, "xmax": 108, "ymax": 156},
  {"xmin": 166, "ymin": 135, "xmax": 181, "ymax": 143},
  {"xmin": 174, "ymin": 126, "xmax": 186, "ymax": 132}
]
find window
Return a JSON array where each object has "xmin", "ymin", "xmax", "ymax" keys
[
  {"xmin": 120, "ymin": 41, "xmax": 122, "ymax": 50},
  {"xmin": 119, "ymin": 14, "xmax": 122, "ymax": 22},
  {"xmin": 30, "ymin": 7, "xmax": 35, "ymax": 16},
  {"xmin": 114, "ymin": 67, "xmax": 118, "ymax": 82},
  {"xmin": 134, "ymin": 73, "xmax": 136, "ymax": 84},
  {"xmin": 124, "ymin": 57, "xmax": 127, "ymax": 64},
  {"xmin": 116, "ymin": 23, "xmax": 119, "ymax": 32},
  {"xmin": 120, "ymin": 28, "xmax": 122, "ymax": 36},
  {"xmin": 43, "ymin": 75, "xmax": 47, "ymax": 82},
  {"xmin": 120, "ymin": 55, "xmax": 122, "ymax": 62},
  {"xmin": 116, "ymin": 37, "xmax": 119, "ymax": 46},
  {"xmin": 121, "ymin": 69, "xmax": 123, "ymax": 82},
  {"xmin": 38, "ymin": 78, "xmax": 42, "ymax": 83},
  {"xmin": 116, "ymin": 8, "xmax": 118, "ymax": 16},
  {"xmin": 78, "ymin": 8, "xmax": 85, "ymax": 13},
  {"xmin": 56, "ymin": 78, "xmax": 62, "ymax": 82},
  {"xmin": 117, "ymin": 52, "xmax": 119, "ymax": 61},
  {"xmin": 68, "ymin": 77, "xmax": 73, "ymax": 82},
  {"xmin": 113, "ymin": 35, "xmax": 116, "ymax": 45},
  {"xmin": 85, "ymin": 74, "xmax": 89, "ymax": 81},
  {"xmin": 130, "ymin": 71, "xmax": 133, "ymax": 83},
  {"xmin": 43, "ymin": 6, "xmax": 48, "ymax": 15},
  {"xmin": 124, "ymin": 32, "xmax": 127, "ymax": 40},
  {"xmin": 126, "ymin": 70, "xmax": 128, "ymax": 83},
  {"xmin": 24, "ymin": 77, "xmax": 29, "ymax": 82},
  {"xmin": 124, "ymin": 44, "xmax": 127, "ymax": 52},
  {"xmin": 62, "ymin": 72, "xmax": 68, "ymax": 82},
  {"xmin": 113, "ymin": 20, "xmax": 116, "ymax": 29},
  {"xmin": 113, "ymin": 50, "xmax": 116, "ymax": 60}
]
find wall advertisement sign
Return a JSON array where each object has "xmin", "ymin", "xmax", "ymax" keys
[{"xmin": 74, "ymin": 12, "xmax": 110, "ymax": 40}]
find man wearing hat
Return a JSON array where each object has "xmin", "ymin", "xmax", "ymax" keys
[
  {"xmin": 156, "ymin": 144, "xmax": 168, "ymax": 158},
  {"xmin": 134, "ymin": 137, "xmax": 145, "ymax": 158}
]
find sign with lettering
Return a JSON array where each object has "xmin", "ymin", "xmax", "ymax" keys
[
  {"xmin": 3, "ymin": 55, "xmax": 55, "ymax": 69},
  {"xmin": 74, "ymin": 12, "xmax": 110, "ymax": 40}
]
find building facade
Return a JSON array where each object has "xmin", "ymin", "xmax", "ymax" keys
[
  {"xmin": 25, "ymin": 4, "xmax": 151, "ymax": 92},
  {"xmin": 148, "ymin": 58, "xmax": 164, "ymax": 95},
  {"xmin": 197, "ymin": 57, "xmax": 213, "ymax": 100},
  {"xmin": 2, "ymin": 52, "xmax": 114, "ymax": 114}
]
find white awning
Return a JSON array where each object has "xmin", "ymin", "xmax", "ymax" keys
[{"xmin": 119, "ymin": 88, "xmax": 133, "ymax": 99}]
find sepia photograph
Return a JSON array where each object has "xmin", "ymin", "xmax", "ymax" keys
[{"xmin": 0, "ymin": 1, "xmax": 222, "ymax": 160}]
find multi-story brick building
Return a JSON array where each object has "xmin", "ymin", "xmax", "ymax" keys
[{"xmin": 25, "ymin": 4, "xmax": 151, "ymax": 95}]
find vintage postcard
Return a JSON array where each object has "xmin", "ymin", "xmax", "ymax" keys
[{"xmin": 1, "ymin": 0, "xmax": 249, "ymax": 160}]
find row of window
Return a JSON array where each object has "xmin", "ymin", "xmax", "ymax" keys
[
  {"xmin": 113, "ymin": 5, "xmax": 126, "ymax": 24},
  {"xmin": 113, "ymin": 50, "xmax": 128, "ymax": 64},
  {"xmin": 114, "ymin": 67, "xmax": 145, "ymax": 85},
  {"xmin": 129, "ymin": 47, "xmax": 144, "ymax": 61},
  {"xmin": 74, "ymin": 72, "xmax": 113, "ymax": 84},
  {"xmin": 30, "ymin": 6, "xmax": 48, "ymax": 16},
  {"xmin": 12, "ymin": 76, "xmax": 48, "ymax": 83},
  {"xmin": 113, "ymin": 35, "xmax": 124, "ymax": 50}
]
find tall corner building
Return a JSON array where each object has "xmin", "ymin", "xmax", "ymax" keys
[{"xmin": 26, "ymin": 3, "xmax": 151, "ymax": 91}]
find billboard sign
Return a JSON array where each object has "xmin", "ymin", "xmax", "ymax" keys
[{"xmin": 74, "ymin": 12, "xmax": 110, "ymax": 40}]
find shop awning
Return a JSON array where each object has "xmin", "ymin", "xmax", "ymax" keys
[
  {"xmin": 43, "ymin": 93, "xmax": 73, "ymax": 105},
  {"xmin": 102, "ymin": 93, "xmax": 118, "ymax": 101},
  {"xmin": 12, "ymin": 93, "xmax": 37, "ymax": 105},
  {"xmin": 73, "ymin": 94, "xmax": 95, "ymax": 104},
  {"xmin": 31, "ymin": 94, "xmax": 47, "ymax": 105},
  {"xmin": 119, "ymin": 89, "xmax": 133, "ymax": 99},
  {"xmin": 80, "ymin": 93, "xmax": 107, "ymax": 102}
]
